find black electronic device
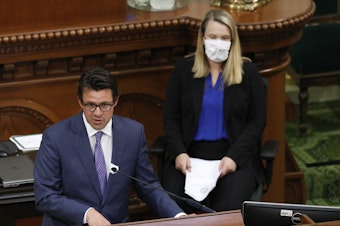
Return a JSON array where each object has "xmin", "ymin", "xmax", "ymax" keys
[
  {"xmin": 242, "ymin": 201, "xmax": 340, "ymax": 226},
  {"xmin": 0, "ymin": 155, "xmax": 34, "ymax": 187},
  {"xmin": 0, "ymin": 140, "xmax": 19, "ymax": 157}
]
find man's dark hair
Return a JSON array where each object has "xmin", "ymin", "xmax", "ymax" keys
[{"xmin": 77, "ymin": 67, "xmax": 119, "ymax": 103}]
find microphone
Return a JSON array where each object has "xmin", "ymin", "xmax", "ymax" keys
[{"xmin": 110, "ymin": 163, "xmax": 216, "ymax": 213}]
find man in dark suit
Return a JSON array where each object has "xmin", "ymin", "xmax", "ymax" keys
[{"xmin": 34, "ymin": 67, "xmax": 185, "ymax": 226}]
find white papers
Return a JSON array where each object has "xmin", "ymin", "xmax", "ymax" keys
[
  {"xmin": 184, "ymin": 157, "xmax": 221, "ymax": 202},
  {"xmin": 9, "ymin": 134, "xmax": 42, "ymax": 152}
]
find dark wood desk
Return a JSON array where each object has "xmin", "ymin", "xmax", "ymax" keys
[
  {"xmin": 0, "ymin": 151, "xmax": 40, "ymax": 226},
  {"xmin": 113, "ymin": 210, "xmax": 244, "ymax": 226},
  {"xmin": 0, "ymin": 183, "xmax": 41, "ymax": 226}
]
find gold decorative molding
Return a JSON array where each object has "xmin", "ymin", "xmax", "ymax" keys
[
  {"xmin": 237, "ymin": 8, "xmax": 315, "ymax": 32},
  {"xmin": 212, "ymin": 0, "xmax": 271, "ymax": 11}
]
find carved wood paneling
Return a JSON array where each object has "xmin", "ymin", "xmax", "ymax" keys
[
  {"xmin": 0, "ymin": 46, "xmax": 192, "ymax": 81},
  {"xmin": 0, "ymin": 99, "xmax": 59, "ymax": 139},
  {"xmin": 117, "ymin": 93, "xmax": 164, "ymax": 146}
]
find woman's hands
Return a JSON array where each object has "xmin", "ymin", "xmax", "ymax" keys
[
  {"xmin": 219, "ymin": 156, "xmax": 237, "ymax": 178},
  {"xmin": 175, "ymin": 153, "xmax": 191, "ymax": 175},
  {"xmin": 175, "ymin": 153, "xmax": 237, "ymax": 178}
]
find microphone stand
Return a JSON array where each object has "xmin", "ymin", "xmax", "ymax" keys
[{"xmin": 111, "ymin": 167, "xmax": 216, "ymax": 213}]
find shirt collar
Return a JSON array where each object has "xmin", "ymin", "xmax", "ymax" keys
[{"xmin": 82, "ymin": 113, "xmax": 112, "ymax": 138}]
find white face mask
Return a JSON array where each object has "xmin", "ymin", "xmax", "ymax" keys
[{"xmin": 204, "ymin": 39, "xmax": 231, "ymax": 63}]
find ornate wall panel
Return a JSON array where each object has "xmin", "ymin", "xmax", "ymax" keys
[{"xmin": 0, "ymin": 99, "xmax": 59, "ymax": 138}]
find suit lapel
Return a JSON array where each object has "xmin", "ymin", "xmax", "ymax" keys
[
  {"xmin": 191, "ymin": 77, "xmax": 205, "ymax": 123},
  {"xmin": 73, "ymin": 113, "xmax": 103, "ymax": 199},
  {"xmin": 223, "ymin": 84, "xmax": 237, "ymax": 124},
  {"xmin": 110, "ymin": 116, "xmax": 127, "ymax": 163},
  {"xmin": 106, "ymin": 116, "xmax": 127, "ymax": 189}
]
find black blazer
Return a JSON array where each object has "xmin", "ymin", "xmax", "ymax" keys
[{"xmin": 164, "ymin": 56, "xmax": 267, "ymax": 184}]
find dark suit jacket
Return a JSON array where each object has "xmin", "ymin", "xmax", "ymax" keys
[
  {"xmin": 164, "ymin": 56, "xmax": 267, "ymax": 184},
  {"xmin": 34, "ymin": 113, "xmax": 183, "ymax": 226}
]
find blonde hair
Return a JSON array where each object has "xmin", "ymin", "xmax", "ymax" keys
[{"xmin": 192, "ymin": 10, "xmax": 244, "ymax": 86}]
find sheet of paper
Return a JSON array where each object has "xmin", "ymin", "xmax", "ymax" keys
[
  {"xmin": 9, "ymin": 134, "xmax": 42, "ymax": 152},
  {"xmin": 184, "ymin": 157, "xmax": 221, "ymax": 202}
]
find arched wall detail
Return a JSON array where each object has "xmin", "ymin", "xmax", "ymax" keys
[{"xmin": 0, "ymin": 99, "xmax": 59, "ymax": 139}]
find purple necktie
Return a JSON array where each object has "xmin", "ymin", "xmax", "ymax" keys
[{"xmin": 94, "ymin": 131, "xmax": 107, "ymax": 195}]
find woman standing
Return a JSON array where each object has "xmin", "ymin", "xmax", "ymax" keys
[{"xmin": 162, "ymin": 9, "xmax": 267, "ymax": 213}]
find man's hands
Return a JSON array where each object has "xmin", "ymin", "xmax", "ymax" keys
[
  {"xmin": 86, "ymin": 208, "xmax": 111, "ymax": 226},
  {"xmin": 175, "ymin": 153, "xmax": 237, "ymax": 178}
]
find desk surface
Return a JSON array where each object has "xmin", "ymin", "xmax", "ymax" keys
[{"xmin": 113, "ymin": 210, "xmax": 244, "ymax": 226}]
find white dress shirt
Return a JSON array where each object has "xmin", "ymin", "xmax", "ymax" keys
[
  {"xmin": 82, "ymin": 113, "xmax": 113, "ymax": 223},
  {"xmin": 82, "ymin": 113, "xmax": 113, "ymax": 179}
]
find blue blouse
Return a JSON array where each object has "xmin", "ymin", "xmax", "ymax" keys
[{"xmin": 193, "ymin": 73, "xmax": 228, "ymax": 141}]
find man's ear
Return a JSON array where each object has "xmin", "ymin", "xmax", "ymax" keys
[
  {"xmin": 113, "ymin": 96, "xmax": 119, "ymax": 107},
  {"xmin": 77, "ymin": 98, "xmax": 83, "ymax": 108}
]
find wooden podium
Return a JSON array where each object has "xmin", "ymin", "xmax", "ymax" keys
[
  {"xmin": 111, "ymin": 211, "xmax": 340, "ymax": 226},
  {"xmin": 113, "ymin": 210, "xmax": 244, "ymax": 226},
  {"xmin": 0, "ymin": 0, "xmax": 314, "ymax": 225}
]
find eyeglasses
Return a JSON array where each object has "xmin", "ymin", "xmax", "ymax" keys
[{"xmin": 82, "ymin": 103, "xmax": 114, "ymax": 112}]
